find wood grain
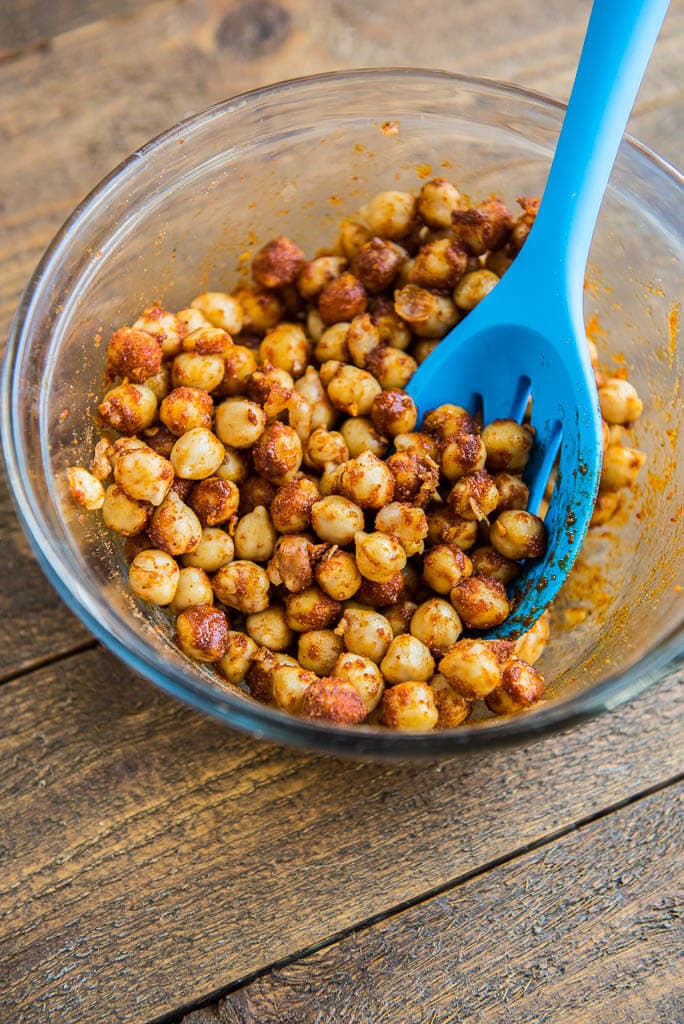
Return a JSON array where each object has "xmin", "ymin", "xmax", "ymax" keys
[
  {"xmin": 0, "ymin": 0, "xmax": 155, "ymax": 53},
  {"xmin": 0, "ymin": 647, "xmax": 681, "ymax": 1023},
  {"xmin": 184, "ymin": 783, "xmax": 684, "ymax": 1024}
]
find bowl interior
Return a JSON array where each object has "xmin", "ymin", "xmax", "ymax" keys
[{"xmin": 5, "ymin": 71, "xmax": 683, "ymax": 755}]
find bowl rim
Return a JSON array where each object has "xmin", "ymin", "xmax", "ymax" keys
[{"xmin": 3, "ymin": 67, "xmax": 683, "ymax": 760}]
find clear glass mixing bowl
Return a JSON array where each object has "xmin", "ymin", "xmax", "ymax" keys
[{"xmin": 2, "ymin": 70, "xmax": 682, "ymax": 759}]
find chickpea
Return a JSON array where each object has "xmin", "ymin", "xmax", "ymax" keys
[
  {"xmin": 188, "ymin": 477, "xmax": 239, "ymax": 526},
  {"xmin": 232, "ymin": 505, "xmax": 276, "ymax": 562},
  {"xmin": 91, "ymin": 438, "xmax": 114, "ymax": 481},
  {"xmin": 232, "ymin": 285, "xmax": 282, "ymax": 333},
  {"xmin": 339, "ymin": 451, "xmax": 395, "ymax": 509},
  {"xmin": 250, "ymin": 422, "xmax": 302, "ymax": 485},
  {"xmin": 425, "ymin": 506, "xmax": 477, "ymax": 550},
  {"xmin": 267, "ymin": 535, "xmax": 317, "ymax": 592},
  {"xmin": 450, "ymin": 576, "xmax": 510, "ymax": 629},
  {"xmin": 217, "ymin": 630, "xmax": 258, "ymax": 685},
  {"xmin": 169, "ymin": 566, "xmax": 214, "ymax": 614},
  {"xmin": 67, "ymin": 467, "xmax": 106, "ymax": 511},
  {"xmin": 471, "ymin": 545, "xmax": 520, "ymax": 585},
  {"xmin": 356, "ymin": 572, "xmax": 405, "ymax": 608},
  {"xmin": 417, "ymin": 178, "xmax": 465, "ymax": 228},
  {"xmin": 297, "ymin": 255, "xmax": 348, "ymax": 299},
  {"xmin": 345, "ymin": 313, "xmax": 381, "ymax": 368},
  {"xmin": 128, "ymin": 549, "xmax": 180, "ymax": 606},
  {"xmin": 340, "ymin": 417, "xmax": 388, "ymax": 459},
  {"xmin": 318, "ymin": 273, "xmax": 367, "ymax": 326},
  {"xmin": 238, "ymin": 475, "xmax": 277, "ymax": 516},
  {"xmin": 148, "ymin": 491, "xmax": 202, "ymax": 555},
  {"xmin": 294, "ymin": 367, "xmax": 337, "ymax": 430},
  {"xmin": 127, "ymin": 305, "xmax": 182, "ymax": 357},
  {"xmin": 354, "ymin": 531, "xmax": 406, "ymax": 584},
  {"xmin": 215, "ymin": 397, "xmax": 266, "ymax": 449},
  {"xmin": 393, "ymin": 431, "xmax": 441, "ymax": 462},
  {"xmin": 375, "ymin": 503, "xmax": 428, "ymax": 558},
  {"xmin": 284, "ymin": 585, "xmax": 342, "ymax": 632},
  {"xmin": 171, "ymin": 351, "xmax": 225, "ymax": 392},
  {"xmin": 259, "ymin": 323, "xmax": 310, "ymax": 378},
  {"xmin": 600, "ymin": 445, "xmax": 646, "ymax": 491},
  {"xmin": 174, "ymin": 605, "xmax": 229, "ymax": 662},
  {"xmin": 105, "ymin": 326, "xmax": 162, "ymax": 383},
  {"xmin": 269, "ymin": 478, "xmax": 319, "ymax": 534},
  {"xmin": 333, "ymin": 652, "xmax": 384, "ymax": 712},
  {"xmin": 439, "ymin": 638, "xmax": 503, "ymax": 699},
  {"xmin": 353, "ymin": 237, "xmax": 404, "ymax": 292},
  {"xmin": 336, "ymin": 608, "xmax": 393, "ymax": 663},
  {"xmin": 301, "ymin": 676, "xmax": 367, "ymax": 724},
  {"xmin": 448, "ymin": 470, "xmax": 500, "ymax": 522},
  {"xmin": 298, "ymin": 629, "xmax": 344, "ymax": 676},
  {"xmin": 492, "ymin": 473, "xmax": 529, "ymax": 512},
  {"xmin": 413, "ymin": 339, "xmax": 440, "ymax": 363},
  {"xmin": 338, "ymin": 219, "xmax": 372, "ymax": 261},
  {"xmin": 102, "ymin": 484, "xmax": 152, "ymax": 536},
  {"xmin": 360, "ymin": 191, "xmax": 416, "ymax": 239},
  {"xmin": 142, "ymin": 364, "xmax": 171, "ymax": 402},
  {"xmin": 453, "ymin": 269, "xmax": 499, "ymax": 311},
  {"xmin": 394, "ymin": 284, "xmax": 459, "ymax": 338},
  {"xmin": 159, "ymin": 386, "xmax": 213, "ymax": 436},
  {"xmin": 326, "ymin": 363, "xmax": 381, "ymax": 417},
  {"xmin": 191, "ymin": 291, "xmax": 244, "ymax": 334},
  {"xmin": 386, "ymin": 452, "xmax": 439, "ymax": 507},
  {"xmin": 182, "ymin": 326, "xmax": 233, "ymax": 357},
  {"xmin": 490, "ymin": 510, "xmax": 547, "ymax": 560},
  {"xmin": 245, "ymin": 605, "xmax": 293, "ymax": 652},
  {"xmin": 288, "ymin": 393, "xmax": 314, "ymax": 448},
  {"xmin": 99, "ymin": 383, "xmax": 158, "ymax": 434},
  {"xmin": 272, "ymin": 664, "xmax": 319, "ymax": 714},
  {"xmin": 380, "ymin": 681, "xmax": 438, "ymax": 730},
  {"xmin": 598, "ymin": 378, "xmax": 644, "ymax": 424},
  {"xmin": 410, "ymin": 599, "xmax": 462, "ymax": 656},
  {"xmin": 364, "ymin": 345, "xmax": 417, "ymax": 390},
  {"xmin": 314, "ymin": 322, "xmax": 351, "ymax": 363},
  {"xmin": 170, "ymin": 428, "xmax": 225, "ymax": 481},
  {"xmin": 409, "ymin": 238, "xmax": 468, "ymax": 290},
  {"xmin": 513, "ymin": 610, "xmax": 550, "ymax": 666},
  {"xmin": 310, "ymin": 495, "xmax": 364, "ymax": 546},
  {"xmin": 423, "ymin": 404, "xmax": 478, "ymax": 440},
  {"xmin": 486, "ymin": 658, "xmax": 545, "ymax": 714},
  {"xmin": 305, "ymin": 428, "xmax": 349, "ymax": 471},
  {"xmin": 213, "ymin": 560, "xmax": 271, "ymax": 613},
  {"xmin": 381, "ymin": 600, "xmax": 417, "ymax": 638},
  {"xmin": 481, "ymin": 419, "xmax": 533, "ymax": 473},
  {"xmin": 112, "ymin": 445, "xmax": 174, "ymax": 506},
  {"xmin": 318, "ymin": 463, "xmax": 346, "ymax": 496},
  {"xmin": 430, "ymin": 674, "xmax": 471, "ymax": 728},
  {"xmin": 422, "ymin": 544, "xmax": 473, "ymax": 594},
  {"xmin": 183, "ymin": 527, "xmax": 234, "ymax": 572},
  {"xmin": 247, "ymin": 364, "xmax": 294, "ymax": 417},
  {"xmin": 451, "ymin": 198, "xmax": 513, "ymax": 255},
  {"xmin": 380, "ymin": 634, "xmax": 434, "ymax": 684},
  {"xmin": 176, "ymin": 307, "xmax": 212, "ymax": 335},
  {"xmin": 370, "ymin": 390, "xmax": 417, "ymax": 437},
  {"xmin": 252, "ymin": 235, "xmax": 305, "ymax": 288},
  {"xmin": 219, "ymin": 345, "xmax": 258, "ymax": 396},
  {"xmin": 591, "ymin": 490, "xmax": 620, "ymax": 526},
  {"xmin": 441, "ymin": 432, "xmax": 487, "ymax": 481},
  {"xmin": 246, "ymin": 649, "xmax": 297, "ymax": 703},
  {"xmin": 315, "ymin": 548, "xmax": 362, "ymax": 601}
]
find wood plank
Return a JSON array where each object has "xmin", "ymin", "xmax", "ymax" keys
[
  {"xmin": 187, "ymin": 783, "xmax": 684, "ymax": 1024},
  {"xmin": 0, "ymin": 647, "xmax": 681, "ymax": 1023},
  {"xmin": 0, "ymin": 0, "xmax": 155, "ymax": 53}
]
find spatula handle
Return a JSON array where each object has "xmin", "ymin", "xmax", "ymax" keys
[{"xmin": 526, "ymin": 0, "xmax": 669, "ymax": 296}]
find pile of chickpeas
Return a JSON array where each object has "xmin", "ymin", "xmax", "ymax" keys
[{"xmin": 67, "ymin": 178, "xmax": 646, "ymax": 730}]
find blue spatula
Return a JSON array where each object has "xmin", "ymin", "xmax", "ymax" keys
[{"xmin": 407, "ymin": 0, "xmax": 669, "ymax": 637}]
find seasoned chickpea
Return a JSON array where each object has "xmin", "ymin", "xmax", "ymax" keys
[
  {"xmin": 182, "ymin": 326, "xmax": 233, "ymax": 357},
  {"xmin": 217, "ymin": 630, "xmax": 258, "ymax": 685},
  {"xmin": 486, "ymin": 658, "xmax": 545, "ymax": 714},
  {"xmin": 338, "ymin": 219, "xmax": 372, "ymax": 261},
  {"xmin": 252, "ymin": 235, "xmax": 305, "ymax": 288},
  {"xmin": 99, "ymin": 383, "xmax": 157, "ymax": 434},
  {"xmin": 113, "ymin": 445, "xmax": 174, "ymax": 506},
  {"xmin": 315, "ymin": 548, "xmax": 362, "ymax": 601},
  {"xmin": 417, "ymin": 178, "xmax": 465, "ymax": 228},
  {"xmin": 128, "ymin": 549, "xmax": 180, "ymax": 606},
  {"xmin": 410, "ymin": 599, "xmax": 462, "ymax": 656},
  {"xmin": 301, "ymin": 676, "xmax": 367, "ymax": 724},
  {"xmin": 169, "ymin": 566, "xmax": 214, "ymax": 614},
  {"xmin": 183, "ymin": 526, "xmax": 234, "ymax": 572},
  {"xmin": 272, "ymin": 664, "xmax": 318, "ymax": 714},
  {"xmin": 380, "ymin": 634, "xmax": 434, "ymax": 684},
  {"xmin": 353, "ymin": 237, "xmax": 404, "ymax": 292},
  {"xmin": 174, "ymin": 605, "xmax": 229, "ymax": 662},
  {"xmin": 340, "ymin": 417, "xmax": 388, "ymax": 459},
  {"xmin": 490, "ymin": 510, "xmax": 547, "ymax": 560},
  {"xmin": 311, "ymin": 495, "xmax": 365, "ymax": 545},
  {"xmin": 232, "ymin": 285, "xmax": 282, "ymax": 333},
  {"xmin": 385, "ymin": 452, "xmax": 439, "ymax": 506},
  {"xmin": 314, "ymin": 322, "xmax": 351, "ymax": 363},
  {"xmin": 481, "ymin": 419, "xmax": 533, "ymax": 473},
  {"xmin": 409, "ymin": 238, "xmax": 468, "ymax": 290},
  {"xmin": 357, "ymin": 572, "xmax": 405, "ymax": 607},
  {"xmin": 298, "ymin": 629, "xmax": 344, "ymax": 676},
  {"xmin": 269, "ymin": 478, "xmax": 319, "ymax": 534},
  {"xmin": 105, "ymin": 326, "xmax": 162, "ymax": 383},
  {"xmin": 102, "ymin": 484, "xmax": 152, "ymax": 536},
  {"xmin": 171, "ymin": 351, "xmax": 225, "ymax": 392},
  {"xmin": 325, "ymin": 363, "xmax": 381, "ymax": 417},
  {"xmin": 384, "ymin": 599, "xmax": 418, "ymax": 637},
  {"xmin": 142, "ymin": 425, "xmax": 176, "ymax": 459},
  {"xmin": 394, "ymin": 284, "xmax": 459, "ymax": 338},
  {"xmin": 425, "ymin": 507, "xmax": 478, "ymax": 550},
  {"xmin": 448, "ymin": 470, "xmax": 500, "ymax": 522},
  {"xmin": 600, "ymin": 444, "xmax": 646, "ymax": 491},
  {"xmin": 159, "ymin": 386, "xmax": 213, "ymax": 436},
  {"xmin": 170, "ymin": 428, "xmax": 225, "ymax": 481},
  {"xmin": 430, "ymin": 674, "xmax": 471, "ymax": 728},
  {"xmin": 246, "ymin": 649, "xmax": 297, "ymax": 702},
  {"xmin": 189, "ymin": 477, "xmax": 239, "ymax": 526},
  {"xmin": 215, "ymin": 397, "xmax": 266, "ymax": 449},
  {"xmin": 354, "ymin": 530, "xmax": 407, "ymax": 583},
  {"xmin": 213, "ymin": 560, "xmax": 271, "ymax": 613},
  {"xmin": 333, "ymin": 652, "xmax": 384, "ymax": 712},
  {"xmin": 492, "ymin": 473, "xmax": 529, "ymax": 511},
  {"xmin": 471, "ymin": 545, "xmax": 520, "ymax": 585},
  {"xmin": 148, "ymin": 491, "xmax": 202, "ymax": 555},
  {"xmin": 219, "ymin": 345, "xmax": 258, "ymax": 396},
  {"xmin": 372, "ymin": 298, "xmax": 412, "ymax": 350},
  {"xmin": 598, "ymin": 378, "xmax": 644, "ymax": 424},
  {"xmin": 308, "ymin": 310, "xmax": 327, "ymax": 343},
  {"xmin": 339, "ymin": 451, "xmax": 395, "ymax": 509},
  {"xmin": 345, "ymin": 313, "xmax": 381, "ymax": 368},
  {"xmin": 371, "ymin": 390, "xmax": 417, "ymax": 437},
  {"xmin": 284, "ymin": 586, "xmax": 341, "ymax": 632},
  {"xmin": 251, "ymin": 422, "xmax": 302, "ymax": 484},
  {"xmin": 234, "ymin": 506, "xmax": 277, "ymax": 562},
  {"xmin": 450, "ymin": 576, "xmax": 510, "ymax": 629},
  {"xmin": 238, "ymin": 476, "xmax": 277, "ymax": 516},
  {"xmin": 439, "ymin": 638, "xmax": 502, "ymax": 698},
  {"xmin": 132, "ymin": 305, "xmax": 183, "ymax": 357},
  {"xmin": 513, "ymin": 610, "xmax": 550, "ymax": 666},
  {"xmin": 91, "ymin": 438, "xmax": 114, "ymax": 481},
  {"xmin": 191, "ymin": 291, "xmax": 244, "ymax": 334},
  {"xmin": 451, "ymin": 198, "xmax": 513, "ymax": 255},
  {"xmin": 591, "ymin": 490, "xmax": 620, "ymax": 526},
  {"xmin": 380, "ymin": 681, "xmax": 438, "ymax": 730},
  {"xmin": 67, "ymin": 467, "xmax": 106, "ymax": 511},
  {"xmin": 245, "ymin": 605, "xmax": 293, "ymax": 652},
  {"xmin": 318, "ymin": 273, "xmax": 367, "ymax": 326},
  {"xmin": 453, "ymin": 269, "xmax": 499, "ymax": 311},
  {"xmin": 143, "ymin": 364, "xmax": 171, "ymax": 401},
  {"xmin": 294, "ymin": 368, "xmax": 336, "ymax": 432},
  {"xmin": 318, "ymin": 462, "xmax": 346, "ymax": 496},
  {"xmin": 336, "ymin": 608, "xmax": 393, "ymax": 663},
  {"xmin": 413, "ymin": 339, "xmax": 440, "ymax": 363},
  {"xmin": 360, "ymin": 190, "xmax": 416, "ymax": 239},
  {"xmin": 297, "ymin": 255, "xmax": 347, "ymax": 299},
  {"xmin": 364, "ymin": 345, "xmax": 417, "ymax": 390},
  {"xmin": 259, "ymin": 322, "xmax": 310, "ymax": 378},
  {"xmin": 393, "ymin": 431, "xmax": 441, "ymax": 462},
  {"xmin": 176, "ymin": 307, "xmax": 212, "ymax": 335},
  {"xmin": 375, "ymin": 502, "xmax": 428, "ymax": 557},
  {"xmin": 422, "ymin": 544, "xmax": 473, "ymax": 594},
  {"xmin": 305, "ymin": 428, "xmax": 349, "ymax": 471},
  {"xmin": 423, "ymin": 404, "xmax": 478, "ymax": 440},
  {"xmin": 441, "ymin": 432, "xmax": 487, "ymax": 480},
  {"xmin": 267, "ymin": 535, "xmax": 317, "ymax": 592}
]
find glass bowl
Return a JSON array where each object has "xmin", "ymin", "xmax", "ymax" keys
[{"xmin": 2, "ymin": 70, "xmax": 682, "ymax": 760}]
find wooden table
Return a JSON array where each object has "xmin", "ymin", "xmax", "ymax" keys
[{"xmin": 1, "ymin": 2, "xmax": 682, "ymax": 1021}]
